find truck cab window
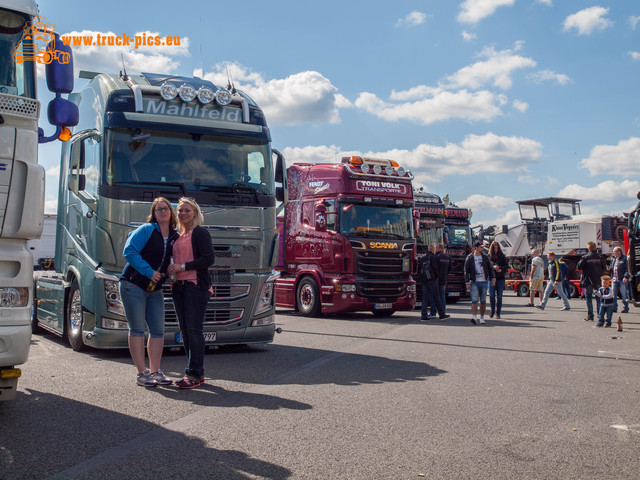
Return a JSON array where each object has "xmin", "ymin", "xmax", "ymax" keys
[{"xmin": 83, "ymin": 136, "xmax": 100, "ymax": 197}]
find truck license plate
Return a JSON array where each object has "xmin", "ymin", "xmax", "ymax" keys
[
  {"xmin": 448, "ymin": 292, "xmax": 460, "ymax": 297},
  {"xmin": 176, "ymin": 332, "xmax": 217, "ymax": 343},
  {"xmin": 374, "ymin": 303, "xmax": 392, "ymax": 309}
]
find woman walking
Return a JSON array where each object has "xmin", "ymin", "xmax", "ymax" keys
[
  {"xmin": 167, "ymin": 197, "xmax": 215, "ymax": 389},
  {"xmin": 488, "ymin": 241, "xmax": 509, "ymax": 319},
  {"xmin": 120, "ymin": 197, "xmax": 179, "ymax": 387}
]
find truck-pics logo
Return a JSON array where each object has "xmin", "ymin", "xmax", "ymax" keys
[
  {"xmin": 355, "ymin": 180, "xmax": 406, "ymax": 194},
  {"xmin": 370, "ymin": 242, "xmax": 398, "ymax": 249},
  {"xmin": 13, "ymin": 19, "xmax": 70, "ymax": 64}
]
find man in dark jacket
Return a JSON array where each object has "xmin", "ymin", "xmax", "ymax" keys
[
  {"xmin": 432, "ymin": 243, "xmax": 451, "ymax": 316},
  {"xmin": 610, "ymin": 246, "xmax": 630, "ymax": 313},
  {"xmin": 576, "ymin": 241, "xmax": 607, "ymax": 322},
  {"xmin": 464, "ymin": 241, "xmax": 495, "ymax": 324},
  {"xmin": 420, "ymin": 245, "xmax": 449, "ymax": 321}
]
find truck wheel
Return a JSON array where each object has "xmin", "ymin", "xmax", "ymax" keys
[
  {"xmin": 296, "ymin": 277, "xmax": 320, "ymax": 316},
  {"xmin": 516, "ymin": 282, "xmax": 530, "ymax": 297},
  {"xmin": 66, "ymin": 279, "xmax": 86, "ymax": 351},
  {"xmin": 568, "ymin": 283, "xmax": 578, "ymax": 298}
]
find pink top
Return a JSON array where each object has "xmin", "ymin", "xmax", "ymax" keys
[{"xmin": 172, "ymin": 230, "xmax": 198, "ymax": 285}]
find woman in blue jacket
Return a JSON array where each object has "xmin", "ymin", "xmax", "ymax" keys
[{"xmin": 120, "ymin": 197, "xmax": 179, "ymax": 387}]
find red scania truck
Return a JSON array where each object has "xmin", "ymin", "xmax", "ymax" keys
[{"xmin": 275, "ymin": 156, "xmax": 417, "ymax": 316}]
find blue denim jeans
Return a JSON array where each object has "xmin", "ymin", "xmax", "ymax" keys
[
  {"xmin": 612, "ymin": 281, "xmax": 629, "ymax": 311},
  {"xmin": 583, "ymin": 285, "xmax": 601, "ymax": 321},
  {"xmin": 470, "ymin": 281, "xmax": 488, "ymax": 304},
  {"xmin": 598, "ymin": 304, "xmax": 613, "ymax": 326},
  {"xmin": 540, "ymin": 279, "xmax": 570, "ymax": 309},
  {"xmin": 489, "ymin": 278, "xmax": 505, "ymax": 315},
  {"xmin": 172, "ymin": 282, "xmax": 211, "ymax": 378},
  {"xmin": 422, "ymin": 280, "xmax": 444, "ymax": 317},
  {"xmin": 120, "ymin": 281, "xmax": 165, "ymax": 338}
]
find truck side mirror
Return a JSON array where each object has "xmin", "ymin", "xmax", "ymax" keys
[
  {"xmin": 39, "ymin": 33, "xmax": 79, "ymax": 143},
  {"xmin": 274, "ymin": 149, "xmax": 287, "ymax": 203}
]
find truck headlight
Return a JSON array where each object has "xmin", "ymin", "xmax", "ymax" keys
[
  {"xmin": 0, "ymin": 288, "xmax": 28, "ymax": 307},
  {"xmin": 251, "ymin": 315, "xmax": 275, "ymax": 327},
  {"xmin": 254, "ymin": 281, "xmax": 274, "ymax": 316},
  {"xmin": 104, "ymin": 280, "xmax": 125, "ymax": 316}
]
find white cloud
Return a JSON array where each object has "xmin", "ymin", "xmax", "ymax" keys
[
  {"xmin": 513, "ymin": 99, "xmax": 529, "ymax": 112},
  {"xmin": 630, "ymin": 16, "xmax": 640, "ymax": 30},
  {"xmin": 45, "ymin": 199, "xmax": 58, "ymax": 214},
  {"xmin": 580, "ymin": 137, "xmax": 640, "ymax": 176},
  {"xmin": 563, "ymin": 7, "xmax": 613, "ymax": 36},
  {"xmin": 443, "ymin": 44, "xmax": 536, "ymax": 91},
  {"xmin": 518, "ymin": 175, "xmax": 538, "ymax": 185},
  {"xmin": 458, "ymin": 0, "xmax": 515, "ymax": 25},
  {"xmin": 354, "ymin": 88, "xmax": 506, "ymax": 125},
  {"xmin": 366, "ymin": 132, "xmax": 542, "ymax": 178},
  {"xmin": 557, "ymin": 180, "xmax": 640, "ymax": 204},
  {"xmin": 280, "ymin": 133, "xmax": 541, "ymax": 183},
  {"xmin": 458, "ymin": 194, "xmax": 512, "ymax": 210},
  {"xmin": 462, "ymin": 31, "xmax": 477, "ymax": 42},
  {"xmin": 201, "ymin": 63, "xmax": 351, "ymax": 126},
  {"xmin": 527, "ymin": 69, "xmax": 572, "ymax": 85},
  {"xmin": 395, "ymin": 11, "xmax": 428, "ymax": 28},
  {"xmin": 60, "ymin": 30, "xmax": 190, "ymax": 75},
  {"xmin": 477, "ymin": 208, "xmax": 522, "ymax": 228},
  {"xmin": 629, "ymin": 51, "xmax": 640, "ymax": 61},
  {"xmin": 535, "ymin": 0, "xmax": 552, "ymax": 5}
]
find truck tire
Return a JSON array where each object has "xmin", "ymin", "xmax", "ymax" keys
[
  {"xmin": 516, "ymin": 282, "xmax": 529, "ymax": 297},
  {"xmin": 296, "ymin": 277, "xmax": 321, "ymax": 316},
  {"xmin": 66, "ymin": 279, "xmax": 86, "ymax": 351}
]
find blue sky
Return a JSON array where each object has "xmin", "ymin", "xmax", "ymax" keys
[{"xmin": 36, "ymin": 0, "xmax": 640, "ymax": 228}]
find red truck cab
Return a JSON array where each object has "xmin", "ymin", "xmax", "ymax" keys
[{"xmin": 276, "ymin": 156, "xmax": 417, "ymax": 316}]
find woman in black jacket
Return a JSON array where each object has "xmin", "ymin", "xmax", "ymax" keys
[
  {"xmin": 488, "ymin": 241, "xmax": 509, "ymax": 319},
  {"xmin": 167, "ymin": 198, "xmax": 214, "ymax": 389}
]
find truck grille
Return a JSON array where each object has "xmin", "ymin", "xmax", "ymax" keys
[
  {"xmin": 0, "ymin": 93, "xmax": 39, "ymax": 120},
  {"xmin": 353, "ymin": 250, "xmax": 409, "ymax": 302},
  {"xmin": 161, "ymin": 283, "xmax": 248, "ymax": 326}
]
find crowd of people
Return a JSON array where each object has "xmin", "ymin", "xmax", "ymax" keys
[{"xmin": 418, "ymin": 239, "xmax": 634, "ymax": 326}]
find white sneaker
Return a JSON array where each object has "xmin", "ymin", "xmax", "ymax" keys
[
  {"xmin": 136, "ymin": 369, "xmax": 158, "ymax": 387},
  {"xmin": 150, "ymin": 369, "xmax": 173, "ymax": 385},
  {"xmin": 479, "ymin": 318, "xmax": 485, "ymax": 324}
]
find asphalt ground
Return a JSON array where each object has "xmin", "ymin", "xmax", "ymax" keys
[{"xmin": 1, "ymin": 291, "xmax": 639, "ymax": 479}]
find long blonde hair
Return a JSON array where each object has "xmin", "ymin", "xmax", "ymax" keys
[{"xmin": 177, "ymin": 197, "xmax": 204, "ymax": 232}]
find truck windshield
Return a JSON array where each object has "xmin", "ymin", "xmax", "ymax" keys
[
  {"xmin": 447, "ymin": 225, "xmax": 472, "ymax": 248},
  {"xmin": 105, "ymin": 128, "xmax": 274, "ymax": 195},
  {"xmin": 339, "ymin": 203, "xmax": 413, "ymax": 239},
  {"xmin": 0, "ymin": 9, "xmax": 36, "ymax": 98},
  {"xmin": 417, "ymin": 225, "xmax": 443, "ymax": 247}
]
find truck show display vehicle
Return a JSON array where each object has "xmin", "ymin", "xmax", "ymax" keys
[
  {"xmin": 493, "ymin": 197, "xmax": 627, "ymax": 297},
  {"xmin": 628, "ymin": 191, "xmax": 640, "ymax": 307},
  {"xmin": 33, "ymin": 70, "xmax": 284, "ymax": 351},
  {"xmin": 275, "ymin": 156, "xmax": 417, "ymax": 317},
  {"xmin": 0, "ymin": 0, "xmax": 78, "ymax": 400},
  {"xmin": 443, "ymin": 205, "xmax": 472, "ymax": 301},
  {"xmin": 413, "ymin": 190, "xmax": 445, "ymax": 306}
]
